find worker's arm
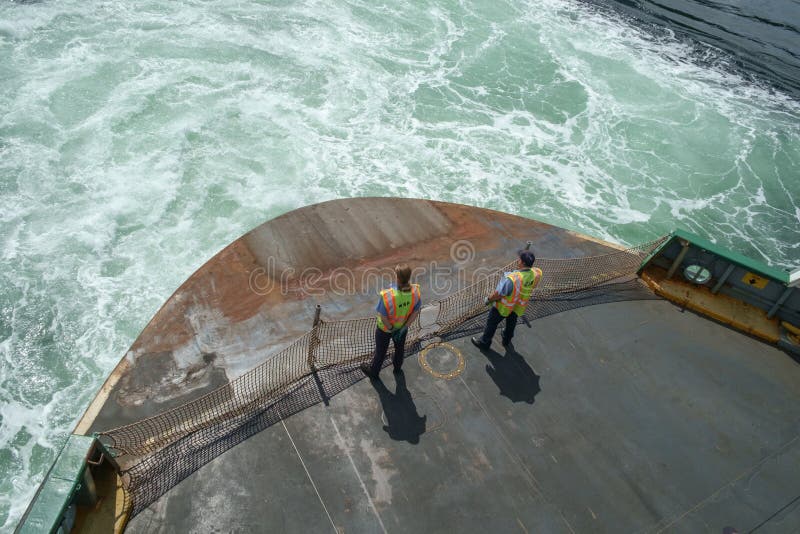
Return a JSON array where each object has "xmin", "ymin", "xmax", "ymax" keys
[
  {"xmin": 405, "ymin": 307, "xmax": 420, "ymax": 327},
  {"xmin": 397, "ymin": 299, "xmax": 422, "ymax": 333},
  {"xmin": 485, "ymin": 291, "xmax": 502, "ymax": 303},
  {"xmin": 377, "ymin": 313, "xmax": 392, "ymax": 329},
  {"xmin": 485, "ymin": 276, "xmax": 512, "ymax": 304}
]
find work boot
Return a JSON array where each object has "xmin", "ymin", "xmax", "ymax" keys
[
  {"xmin": 471, "ymin": 337, "xmax": 489, "ymax": 350},
  {"xmin": 360, "ymin": 363, "xmax": 378, "ymax": 379}
]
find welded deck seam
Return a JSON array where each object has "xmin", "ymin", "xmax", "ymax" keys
[
  {"xmin": 457, "ymin": 376, "xmax": 542, "ymax": 493},
  {"xmin": 280, "ymin": 420, "xmax": 338, "ymax": 533},
  {"xmin": 649, "ymin": 432, "xmax": 800, "ymax": 533},
  {"xmin": 457, "ymin": 375, "xmax": 577, "ymax": 534},
  {"xmin": 328, "ymin": 413, "xmax": 389, "ymax": 534}
]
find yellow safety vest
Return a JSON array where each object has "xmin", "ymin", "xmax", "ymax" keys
[
  {"xmin": 495, "ymin": 268, "xmax": 542, "ymax": 317},
  {"xmin": 377, "ymin": 285, "xmax": 421, "ymax": 332}
]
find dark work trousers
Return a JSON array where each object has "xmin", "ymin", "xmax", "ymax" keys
[
  {"xmin": 369, "ymin": 327, "xmax": 408, "ymax": 375},
  {"xmin": 479, "ymin": 306, "xmax": 518, "ymax": 346}
]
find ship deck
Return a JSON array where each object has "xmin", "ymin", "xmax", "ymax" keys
[
  {"xmin": 126, "ymin": 299, "xmax": 800, "ymax": 533},
  {"xmin": 75, "ymin": 199, "xmax": 800, "ymax": 533}
]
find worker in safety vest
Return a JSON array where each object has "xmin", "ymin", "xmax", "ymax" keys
[
  {"xmin": 472, "ymin": 249, "xmax": 542, "ymax": 350},
  {"xmin": 361, "ymin": 263, "xmax": 422, "ymax": 379}
]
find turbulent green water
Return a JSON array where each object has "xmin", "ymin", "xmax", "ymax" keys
[{"xmin": 1, "ymin": 0, "xmax": 798, "ymax": 528}]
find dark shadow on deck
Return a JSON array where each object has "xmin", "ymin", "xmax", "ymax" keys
[
  {"xmin": 368, "ymin": 371, "xmax": 427, "ymax": 444},
  {"xmin": 482, "ymin": 347, "xmax": 541, "ymax": 404}
]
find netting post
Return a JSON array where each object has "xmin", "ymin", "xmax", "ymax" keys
[
  {"xmin": 313, "ymin": 304, "xmax": 321, "ymax": 328},
  {"xmin": 308, "ymin": 305, "xmax": 329, "ymax": 405},
  {"xmin": 308, "ymin": 305, "xmax": 321, "ymax": 369}
]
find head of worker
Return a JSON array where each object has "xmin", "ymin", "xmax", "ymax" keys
[
  {"xmin": 517, "ymin": 250, "xmax": 535, "ymax": 270},
  {"xmin": 395, "ymin": 263, "xmax": 412, "ymax": 291}
]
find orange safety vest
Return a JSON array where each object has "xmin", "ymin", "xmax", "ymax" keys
[
  {"xmin": 377, "ymin": 284, "xmax": 421, "ymax": 332},
  {"xmin": 495, "ymin": 268, "xmax": 543, "ymax": 317}
]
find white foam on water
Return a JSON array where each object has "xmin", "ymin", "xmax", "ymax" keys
[{"xmin": 1, "ymin": 0, "xmax": 799, "ymax": 528}]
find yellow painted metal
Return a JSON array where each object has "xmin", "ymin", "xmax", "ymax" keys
[
  {"xmin": 641, "ymin": 266, "xmax": 780, "ymax": 344},
  {"xmin": 782, "ymin": 321, "xmax": 800, "ymax": 348},
  {"xmin": 70, "ymin": 466, "xmax": 130, "ymax": 534},
  {"xmin": 418, "ymin": 343, "xmax": 466, "ymax": 380},
  {"xmin": 741, "ymin": 272, "xmax": 769, "ymax": 289},
  {"xmin": 783, "ymin": 321, "xmax": 800, "ymax": 336}
]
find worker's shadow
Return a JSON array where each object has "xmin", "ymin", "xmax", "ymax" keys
[
  {"xmin": 369, "ymin": 372, "xmax": 427, "ymax": 444},
  {"xmin": 483, "ymin": 347, "xmax": 541, "ymax": 404}
]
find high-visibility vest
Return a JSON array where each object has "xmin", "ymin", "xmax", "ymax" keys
[
  {"xmin": 495, "ymin": 268, "xmax": 542, "ymax": 317},
  {"xmin": 377, "ymin": 285, "xmax": 421, "ymax": 332}
]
